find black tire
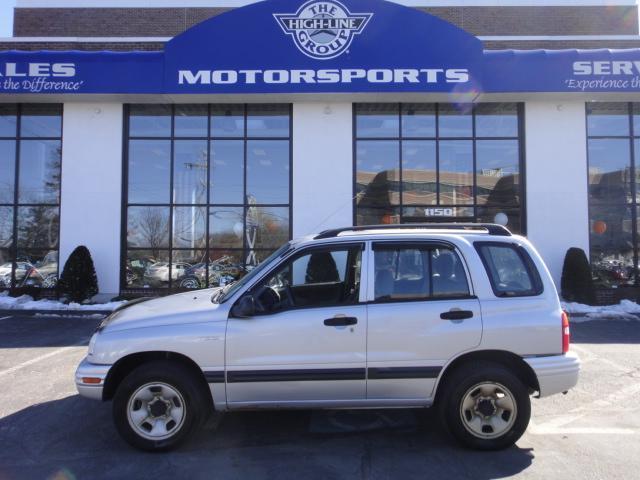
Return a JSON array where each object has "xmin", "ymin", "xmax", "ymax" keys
[
  {"xmin": 112, "ymin": 361, "xmax": 208, "ymax": 451},
  {"xmin": 437, "ymin": 361, "xmax": 531, "ymax": 450},
  {"xmin": 179, "ymin": 276, "xmax": 202, "ymax": 289}
]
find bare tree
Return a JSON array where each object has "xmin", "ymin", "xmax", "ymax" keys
[
  {"xmin": 138, "ymin": 207, "xmax": 169, "ymax": 258},
  {"xmin": 0, "ymin": 206, "xmax": 11, "ymax": 248}
]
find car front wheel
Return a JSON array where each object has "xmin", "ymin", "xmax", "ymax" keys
[
  {"xmin": 438, "ymin": 361, "xmax": 531, "ymax": 450},
  {"xmin": 112, "ymin": 362, "xmax": 206, "ymax": 451}
]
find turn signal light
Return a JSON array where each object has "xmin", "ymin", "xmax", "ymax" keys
[
  {"xmin": 82, "ymin": 377, "xmax": 102, "ymax": 384},
  {"xmin": 561, "ymin": 311, "xmax": 570, "ymax": 354}
]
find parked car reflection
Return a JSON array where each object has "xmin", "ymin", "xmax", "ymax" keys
[
  {"xmin": 143, "ymin": 262, "xmax": 191, "ymax": 287},
  {"xmin": 178, "ymin": 256, "xmax": 245, "ymax": 289},
  {"xmin": 127, "ymin": 256, "xmax": 157, "ymax": 287},
  {"xmin": 31, "ymin": 251, "xmax": 59, "ymax": 288},
  {"xmin": 0, "ymin": 262, "xmax": 31, "ymax": 287},
  {"xmin": 0, "ymin": 251, "xmax": 58, "ymax": 289},
  {"xmin": 592, "ymin": 258, "xmax": 635, "ymax": 287}
]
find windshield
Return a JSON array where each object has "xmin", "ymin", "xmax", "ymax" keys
[{"xmin": 214, "ymin": 242, "xmax": 293, "ymax": 303}]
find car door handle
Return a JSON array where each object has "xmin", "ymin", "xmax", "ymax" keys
[
  {"xmin": 324, "ymin": 317, "xmax": 358, "ymax": 326},
  {"xmin": 440, "ymin": 310, "xmax": 474, "ymax": 320}
]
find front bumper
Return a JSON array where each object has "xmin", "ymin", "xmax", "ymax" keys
[
  {"xmin": 75, "ymin": 357, "xmax": 112, "ymax": 401},
  {"xmin": 525, "ymin": 351, "xmax": 581, "ymax": 398}
]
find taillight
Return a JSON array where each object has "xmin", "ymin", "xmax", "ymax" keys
[{"xmin": 562, "ymin": 311, "xmax": 570, "ymax": 354}]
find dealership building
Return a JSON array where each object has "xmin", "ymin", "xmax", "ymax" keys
[{"xmin": 1, "ymin": 0, "xmax": 640, "ymax": 299}]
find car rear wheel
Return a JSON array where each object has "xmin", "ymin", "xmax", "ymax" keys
[
  {"xmin": 112, "ymin": 361, "xmax": 207, "ymax": 451},
  {"xmin": 438, "ymin": 361, "xmax": 531, "ymax": 450},
  {"xmin": 179, "ymin": 276, "xmax": 201, "ymax": 289}
]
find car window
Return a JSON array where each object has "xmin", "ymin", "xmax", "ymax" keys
[
  {"xmin": 251, "ymin": 245, "xmax": 362, "ymax": 313},
  {"xmin": 373, "ymin": 244, "xmax": 470, "ymax": 301},
  {"xmin": 431, "ymin": 248, "xmax": 470, "ymax": 298},
  {"xmin": 217, "ymin": 243, "xmax": 292, "ymax": 302},
  {"xmin": 475, "ymin": 242, "xmax": 543, "ymax": 297},
  {"xmin": 291, "ymin": 250, "xmax": 348, "ymax": 285},
  {"xmin": 374, "ymin": 248, "xmax": 429, "ymax": 301}
]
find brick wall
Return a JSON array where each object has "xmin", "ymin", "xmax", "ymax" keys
[
  {"xmin": 13, "ymin": 5, "xmax": 639, "ymax": 38},
  {"xmin": 4, "ymin": 39, "xmax": 640, "ymax": 53},
  {"xmin": 0, "ymin": 42, "xmax": 164, "ymax": 51},
  {"xmin": 13, "ymin": 8, "xmax": 229, "ymax": 37},
  {"xmin": 485, "ymin": 39, "xmax": 640, "ymax": 50},
  {"xmin": 421, "ymin": 6, "xmax": 639, "ymax": 36}
]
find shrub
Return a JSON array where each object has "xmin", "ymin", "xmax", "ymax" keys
[
  {"xmin": 58, "ymin": 246, "xmax": 99, "ymax": 303},
  {"xmin": 561, "ymin": 247, "xmax": 593, "ymax": 304}
]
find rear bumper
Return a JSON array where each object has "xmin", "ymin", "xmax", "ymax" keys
[
  {"xmin": 75, "ymin": 357, "xmax": 112, "ymax": 401},
  {"xmin": 525, "ymin": 351, "xmax": 580, "ymax": 398}
]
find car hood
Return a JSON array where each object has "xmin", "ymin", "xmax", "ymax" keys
[{"xmin": 101, "ymin": 288, "xmax": 225, "ymax": 333}]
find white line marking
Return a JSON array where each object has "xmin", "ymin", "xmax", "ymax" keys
[
  {"xmin": 0, "ymin": 338, "xmax": 88, "ymax": 378},
  {"xmin": 529, "ymin": 425, "xmax": 636, "ymax": 435},
  {"xmin": 571, "ymin": 344, "xmax": 634, "ymax": 374},
  {"xmin": 0, "ymin": 316, "xmax": 12, "ymax": 321},
  {"xmin": 532, "ymin": 415, "xmax": 583, "ymax": 430}
]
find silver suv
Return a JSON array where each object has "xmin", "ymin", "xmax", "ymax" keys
[{"xmin": 76, "ymin": 224, "xmax": 580, "ymax": 451}]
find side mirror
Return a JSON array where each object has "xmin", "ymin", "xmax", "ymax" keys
[{"xmin": 231, "ymin": 295, "xmax": 255, "ymax": 318}]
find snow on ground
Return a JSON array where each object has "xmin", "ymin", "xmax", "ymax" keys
[
  {"xmin": 0, "ymin": 291, "xmax": 125, "ymax": 311},
  {"xmin": 33, "ymin": 312, "xmax": 107, "ymax": 319},
  {"xmin": 562, "ymin": 299, "xmax": 640, "ymax": 322}
]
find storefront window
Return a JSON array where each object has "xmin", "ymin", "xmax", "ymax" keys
[
  {"xmin": 355, "ymin": 103, "xmax": 523, "ymax": 232},
  {"xmin": 586, "ymin": 102, "xmax": 640, "ymax": 288},
  {"xmin": 124, "ymin": 104, "xmax": 291, "ymax": 292},
  {"xmin": 0, "ymin": 104, "xmax": 62, "ymax": 291}
]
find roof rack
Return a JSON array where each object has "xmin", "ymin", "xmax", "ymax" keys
[{"xmin": 314, "ymin": 223, "xmax": 512, "ymax": 240}]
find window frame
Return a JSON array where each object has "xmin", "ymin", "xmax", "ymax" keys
[
  {"xmin": 352, "ymin": 103, "xmax": 526, "ymax": 234},
  {"xmin": 586, "ymin": 102, "xmax": 640, "ymax": 288},
  {"xmin": 370, "ymin": 240, "xmax": 475, "ymax": 304},
  {"xmin": 0, "ymin": 103, "xmax": 62, "ymax": 294},
  {"xmin": 121, "ymin": 104, "xmax": 293, "ymax": 295},
  {"xmin": 245, "ymin": 242, "xmax": 365, "ymax": 314},
  {"xmin": 474, "ymin": 241, "xmax": 543, "ymax": 298}
]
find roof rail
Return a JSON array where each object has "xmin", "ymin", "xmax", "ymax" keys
[{"xmin": 314, "ymin": 223, "xmax": 512, "ymax": 240}]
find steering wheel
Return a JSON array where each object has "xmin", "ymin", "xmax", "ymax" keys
[
  {"xmin": 281, "ymin": 284, "xmax": 295, "ymax": 307},
  {"xmin": 254, "ymin": 286, "xmax": 281, "ymax": 312}
]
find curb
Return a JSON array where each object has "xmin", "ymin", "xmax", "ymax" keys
[{"xmin": 0, "ymin": 309, "xmax": 112, "ymax": 317}]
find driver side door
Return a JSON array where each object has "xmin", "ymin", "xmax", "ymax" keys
[{"xmin": 225, "ymin": 243, "xmax": 367, "ymax": 407}]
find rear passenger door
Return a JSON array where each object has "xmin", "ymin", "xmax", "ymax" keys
[{"xmin": 366, "ymin": 242, "xmax": 482, "ymax": 402}]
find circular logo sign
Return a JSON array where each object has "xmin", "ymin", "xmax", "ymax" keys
[{"xmin": 274, "ymin": 0, "xmax": 373, "ymax": 60}]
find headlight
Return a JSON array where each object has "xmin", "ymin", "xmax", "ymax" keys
[{"xmin": 88, "ymin": 332, "xmax": 98, "ymax": 357}]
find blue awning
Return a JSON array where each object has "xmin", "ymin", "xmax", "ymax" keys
[{"xmin": 1, "ymin": 0, "xmax": 640, "ymax": 96}]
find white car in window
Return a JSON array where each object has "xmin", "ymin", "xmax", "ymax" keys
[
  {"xmin": 142, "ymin": 262, "xmax": 191, "ymax": 285},
  {"xmin": 76, "ymin": 224, "xmax": 579, "ymax": 451}
]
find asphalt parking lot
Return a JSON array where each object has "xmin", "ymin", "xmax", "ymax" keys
[{"xmin": 0, "ymin": 314, "xmax": 639, "ymax": 480}]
